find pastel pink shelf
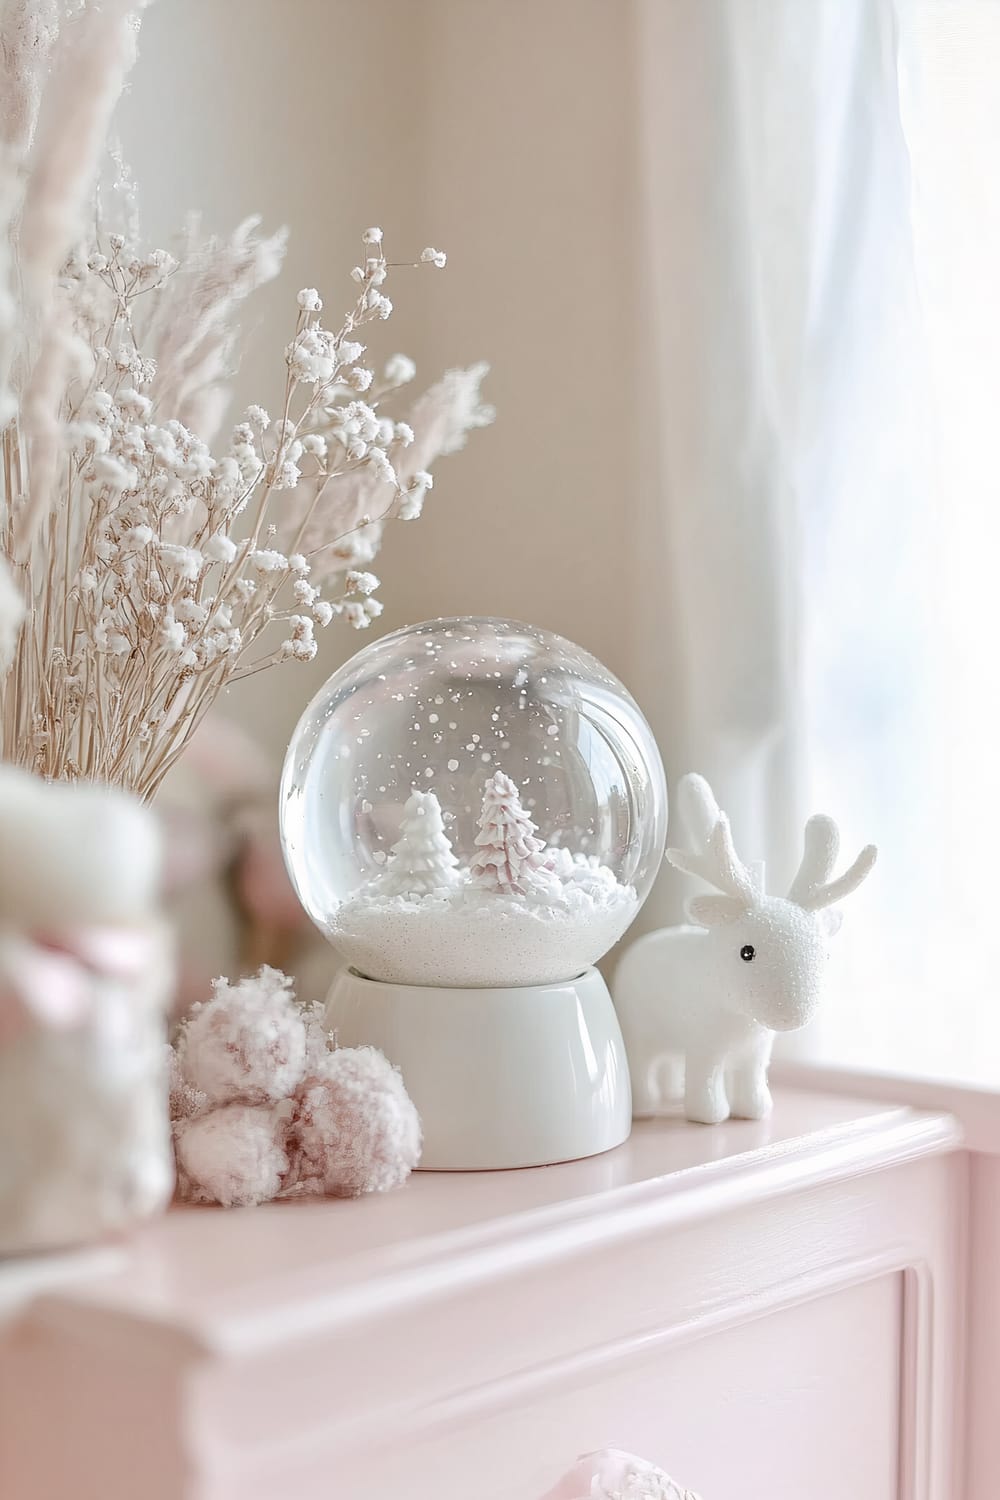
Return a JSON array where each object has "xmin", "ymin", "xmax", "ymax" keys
[
  {"xmin": 776, "ymin": 995, "xmax": 1000, "ymax": 1500},
  {"xmin": 0, "ymin": 1089, "xmax": 965, "ymax": 1499}
]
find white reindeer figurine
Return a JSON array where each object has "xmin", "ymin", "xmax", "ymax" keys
[{"xmin": 614, "ymin": 773, "xmax": 876, "ymax": 1124}]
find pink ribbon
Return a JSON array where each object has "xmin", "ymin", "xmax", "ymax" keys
[{"xmin": 0, "ymin": 926, "xmax": 155, "ymax": 1046}]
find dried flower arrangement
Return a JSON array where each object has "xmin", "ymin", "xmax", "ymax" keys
[{"xmin": 0, "ymin": 0, "xmax": 492, "ymax": 799}]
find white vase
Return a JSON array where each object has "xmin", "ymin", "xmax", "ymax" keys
[
  {"xmin": 324, "ymin": 964, "xmax": 632, "ymax": 1170},
  {"xmin": 0, "ymin": 922, "xmax": 175, "ymax": 1257}
]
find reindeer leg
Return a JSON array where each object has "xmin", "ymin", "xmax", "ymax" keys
[
  {"xmin": 728, "ymin": 1033, "xmax": 774, "ymax": 1120},
  {"xmin": 630, "ymin": 1051, "xmax": 684, "ymax": 1117},
  {"xmin": 684, "ymin": 1049, "xmax": 729, "ymax": 1124}
]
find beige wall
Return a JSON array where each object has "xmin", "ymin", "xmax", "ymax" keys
[{"xmin": 118, "ymin": 0, "xmax": 641, "ymax": 762}]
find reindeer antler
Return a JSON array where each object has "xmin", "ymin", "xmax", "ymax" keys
[
  {"xmin": 676, "ymin": 772, "xmax": 721, "ymax": 847},
  {"xmin": 665, "ymin": 773, "xmax": 756, "ymax": 902},
  {"xmin": 787, "ymin": 814, "xmax": 877, "ymax": 910}
]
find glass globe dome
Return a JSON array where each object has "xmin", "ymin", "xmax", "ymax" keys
[{"xmin": 280, "ymin": 617, "xmax": 667, "ymax": 988}]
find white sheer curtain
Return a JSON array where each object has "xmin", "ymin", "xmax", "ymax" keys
[
  {"xmin": 894, "ymin": 1, "xmax": 1000, "ymax": 1017},
  {"xmin": 631, "ymin": 0, "xmax": 925, "ymax": 913},
  {"xmin": 629, "ymin": 0, "xmax": 996, "ymax": 1037}
]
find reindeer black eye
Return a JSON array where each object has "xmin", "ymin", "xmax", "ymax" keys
[{"xmin": 740, "ymin": 944, "xmax": 756, "ymax": 962}]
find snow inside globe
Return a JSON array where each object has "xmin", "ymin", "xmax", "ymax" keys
[{"xmin": 280, "ymin": 616, "xmax": 667, "ymax": 989}]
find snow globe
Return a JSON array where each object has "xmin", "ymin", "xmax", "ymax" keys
[{"xmin": 280, "ymin": 616, "xmax": 667, "ymax": 1168}]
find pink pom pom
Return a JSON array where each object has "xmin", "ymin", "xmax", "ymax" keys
[
  {"xmin": 175, "ymin": 1103, "xmax": 290, "ymax": 1207},
  {"xmin": 293, "ymin": 1046, "xmax": 421, "ymax": 1197},
  {"xmin": 169, "ymin": 968, "xmax": 422, "ymax": 1209},
  {"xmin": 179, "ymin": 966, "xmax": 306, "ymax": 1106}
]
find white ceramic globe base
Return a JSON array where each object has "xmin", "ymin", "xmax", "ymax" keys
[{"xmin": 323, "ymin": 966, "xmax": 633, "ymax": 1170}]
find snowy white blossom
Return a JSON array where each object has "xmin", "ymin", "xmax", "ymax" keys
[
  {"xmin": 362, "ymin": 227, "xmax": 383, "ymax": 245},
  {"xmin": 286, "ymin": 327, "xmax": 336, "ymax": 385},
  {"xmin": 297, "ymin": 287, "xmax": 323, "ymax": 312},
  {"xmin": 204, "ymin": 534, "xmax": 238, "ymax": 563},
  {"xmin": 272, "ymin": 459, "xmax": 302, "ymax": 490},
  {"xmin": 420, "ymin": 247, "xmax": 447, "ymax": 268},
  {"xmin": 158, "ymin": 544, "xmax": 204, "ymax": 581},
  {"xmin": 365, "ymin": 289, "xmax": 393, "ymax": 319},
  {"xmin": 249, "ymin": 549, "xmax": 288, "ymax": 574},
  {"xmin": 384, "ymin": 353, "xmax": 416, "ymax": 385},
  {"xmin": 398, "ymin": 471, "xmax": 433, "ymax": 521},
  {"xmin": 159, "ymin": 614, "xmax": 187, "ymax": 652},
  {"xmin": 121, "ymin": 526, "xmax": 154, "ymax": 553},
  {"xmin": 366, "ymin": 447, "xmax": 396, "ymax": 483},
  {"xmin": 117, "ymin": 387, "xmax": 151, "ymax": 419},
  {"xmin": 343, "ymin": 601, "xmax": 371, "ymax": 629},
  {"xmin": 174, "ymin": 599, "xmax": 208, "ymax": 626},
  {"xmin": 94, "ymin": 614, "xmax": 131, "ymax": 655},
  {"xmin": 280, "ymin": 614, "xmax": 317, "ymax": 661}
]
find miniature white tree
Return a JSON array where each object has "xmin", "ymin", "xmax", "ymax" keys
[
  {"xmin": 469, "ymin": 771, "xmax": 553, "ymax": 896},
  {"xmin": 380, "ymin": 790, "xmax": 459, "ymax": 897}
]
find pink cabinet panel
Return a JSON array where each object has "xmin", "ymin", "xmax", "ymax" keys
[
  {"xmin": 0, "ymin": 1092, "xmax": 965, "ymax": 1500},
  {"xmin": 294, "ymin": 1276, "xmax": 902, "ymax": 1500}
]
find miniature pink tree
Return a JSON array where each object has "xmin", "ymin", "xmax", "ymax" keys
[
  {"xmin": 469, "ymin": 771, "xmax": 553, "ymax": 896},
  {"xmin": 380, "ymin": 790, "xmax": 459, "ymax": 897}
]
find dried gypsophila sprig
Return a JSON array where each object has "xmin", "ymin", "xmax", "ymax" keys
[
  {"xmin": 0, "ymin": 1, "xmax": 492, "ymax": 800},
  {"xmin": 0, "ymin": 222, "xmax": 492, "ymax": 797}
]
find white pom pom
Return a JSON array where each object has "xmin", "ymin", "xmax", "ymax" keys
[
  {"xmin": 180, "ymin": 967, "xmax": 307, "ymax": 1106},
  {"xmin": 175, "ymin": 1104, "xmax": 289, "ymax": 1207},
  {"xmin": 294, "ymin": 1046, "xmax": 421, "ymax": 1197}
]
